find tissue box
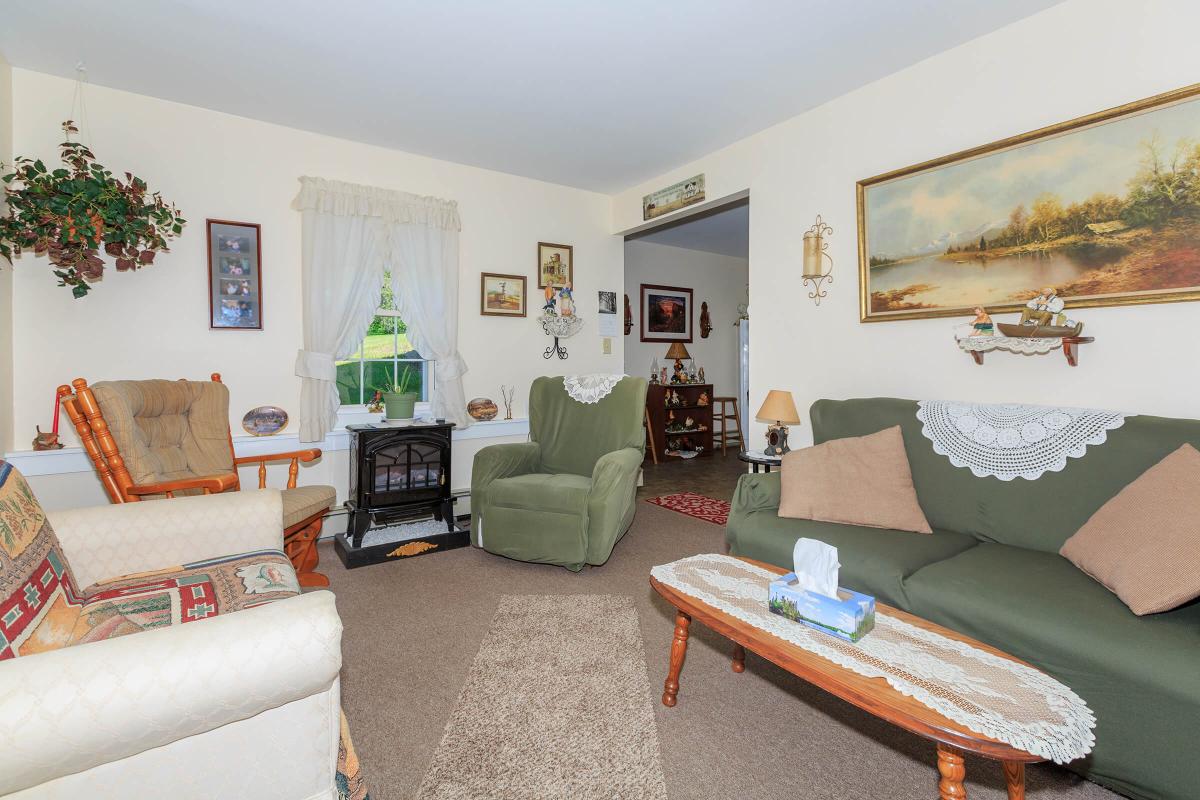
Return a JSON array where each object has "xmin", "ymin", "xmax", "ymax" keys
[{"xmin": 768, "ymin": 573, "xmax": 876, "ymax": 642}]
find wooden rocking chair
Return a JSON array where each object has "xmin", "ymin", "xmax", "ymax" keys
[{"xmin": 58, "ymin": 373, "xmax": 335, "ymax": 587}]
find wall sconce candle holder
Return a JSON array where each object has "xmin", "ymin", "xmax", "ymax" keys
[
  {"xmin": 541, "ymin": 315, "xmax": 584, "ymax": 359},
  {"xmin": 802, "ymin": 215, "xmax": 834, "ymax": 306}
]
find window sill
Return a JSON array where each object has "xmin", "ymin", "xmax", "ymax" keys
[{"xmin": 4, "ymin": 415, "xmax": 530, "ymax": 477}]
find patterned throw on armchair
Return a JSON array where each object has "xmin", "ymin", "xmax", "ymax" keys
[
  {"xmin": 0, "ymin": 461, "xmax": 350, "ymax": 799},
  {"xmin": 470, "ymin": 376, "xmax": 648, "ymax": 571}
]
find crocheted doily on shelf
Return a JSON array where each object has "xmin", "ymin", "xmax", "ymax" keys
[
  {"xmin": 916, "ymin": 400, "xmax": 1128, "ymax": 481},
  {"xmin": 651, "ymin": 554, "xmax": 1095, "ymax": 765},
  {"xmin": 957, "ymin": 335, "xmax": 1062, "ymax": 355},
  {"xmin": 563, "ymin": 374, "xmax": 626, "ymax": 404}
]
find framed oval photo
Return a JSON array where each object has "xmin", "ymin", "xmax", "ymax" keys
[{"xmin": 242, "ymin": 405, "xmax": 289, "ymax": 436}]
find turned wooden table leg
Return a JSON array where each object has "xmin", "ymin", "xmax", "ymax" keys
[
  {"xmin": 1002, "ymin": 761, "xmax": 1025, "ymax": 800},
  {"xmin": 731, "ymin": 643, "xmax": 746, "ymax": 673},
  {"xmin": 662, "ymin": 610, "xmax": 691, "ymax": 707},
  {"xmin": 937, "ymin": 744, "xmax": 968, "ymax": 800}
]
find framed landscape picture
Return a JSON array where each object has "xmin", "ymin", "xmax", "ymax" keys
[
  {"xmin": 857, "ymin": 83, "xmax": 1200, "ymax": 322},
  {"xmin": 537, "ymin": 242, "xmax": 573, "ymax": 288},
  {"xmin": 480, "ymin": 272, "xmax": 526, "ymax": 317},
  {"xmin": 207, "ymin": 219, "xmax": 262, "ymax": 330},
  {"xmin": 640, "ymin": 283, "xmax": 693, "ymax": 343}
]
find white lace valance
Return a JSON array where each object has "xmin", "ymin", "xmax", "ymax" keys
[
  {"xmin": 564, "ymin": 374, "xmax": 625, "ymax": 404},
  {"xmin": 651, "ymin": 554, "xmax": 1095, "ymax": 764},
  {"xmin": 917, "ymin": 400, "xmax": 1128, "ymax": 481},
  {"xmin": 957, "ymin": 335, "xmax": 1062, "ymax": 355},
  {"xmin": 292, "ymin": 176, "xmax": 461, "ymax": 230}
]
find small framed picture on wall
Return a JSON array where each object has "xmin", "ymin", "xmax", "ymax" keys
[
  {"xmin": 207, "ymin": 219, "xmax": 262, "ymax": 330},
  {"xmin": 640, "ymin": 283, "xmax": 693, "ymax": 343},
  {"xmin": 537, "ymin": 242, "xmax": 573, "ymax": 288},
  {"xmin": 480, "ymin": 272, "xmax": 527, "ymax": 317}
]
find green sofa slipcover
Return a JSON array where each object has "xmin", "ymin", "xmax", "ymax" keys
[
  {"xmin": 726, "ymin": 397, "xmax": 1200, "ymax": 800},
  {"xmin": 470, "ymin": 375, "xmax": 648, "ymax": 570}
]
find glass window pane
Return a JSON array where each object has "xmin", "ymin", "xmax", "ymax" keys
[
  {"xmin": 335, "ymin": 361, "xmax": 362, "ymax": 405},
  {"xmin": 380, "ymin": 271, "xmax": 396, "ymax": 310},
  {"xmin": 363, "ymin": 361, "xmax": 396, "ymax": 395},
  {"xmin": 359, "ymin": 315, "xmax": 397, "ymax": 359}
]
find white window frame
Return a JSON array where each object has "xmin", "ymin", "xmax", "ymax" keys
[{"xmin": 336, "ymin": 308, "xmax": 435, "ymax": 418}]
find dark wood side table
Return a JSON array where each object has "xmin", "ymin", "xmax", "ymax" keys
[{"xmin": 738, "ymin": 450, "xmax": 782, "ymax": 473}]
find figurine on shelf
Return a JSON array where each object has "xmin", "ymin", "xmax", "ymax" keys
[
  {"xmin": 697, "ymin": 392, "xmax": 709, "ymax": 406},
  {"xmin": 367, "ymin": 390, "xmax": 385, "ymax": 414},
  {"xmin": 672, "ymin": 362, "xmax": 686, "ymax": 384},
  {"xmin": 698, "ymin": 366, "xmax": 705, "ymax": 384},
  {"xmin": 669, "ymin": 390, "xmax": 682, "ymax": 407},
  {"xmin": 543, "ymin": 285, "xmax": 557, "ymax": 316},
  {"xmin": 32, "ymin": 426, "xmax": 63, "ymax": 451},
  {"xmin": 1019, "ymin": 286, "xmax": 1064, "ymax": 326},
  {"xmin": 971, "ymin": 307, "xmax": 994, "ymax": 336},
  {"xmin": 660, "ymin": 367, "xmax": 668, "ymax": 384},
  {"xmin": 667, "ymin": 409, "xmax": 677, "ymax": 425},
  {"xmin": 684, "ymin": 416, "xmax": 695, "ymax": 429},
  {"xmin": 558, "ymin": 282, "xmax": 575, "ymax": 317}
]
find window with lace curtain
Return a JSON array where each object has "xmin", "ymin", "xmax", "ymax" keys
[{"xmin": 335, "ymin": 274, "xmax": 433, "ymax": 406}]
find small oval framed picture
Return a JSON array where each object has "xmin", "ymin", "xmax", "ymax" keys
[{"xmin": 242, "ymin": 406, "xmax": 289, "ymax": 436}]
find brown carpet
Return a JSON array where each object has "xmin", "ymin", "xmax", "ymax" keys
[
  {"xmin": 414, "ymin": 595, "xmax": 667, "ymax": 800},
  {"xmin": 322, "ymin": 503, "xmax": 1121, "ymax": 800}
]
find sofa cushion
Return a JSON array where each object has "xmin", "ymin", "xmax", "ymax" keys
[
  {"xmin": 726, "ymin": 509, "xmax": 976, "ymax": 607},
  {"xmin": 282, "ymin": 485, "xmax": 336, "ymax": 529},
  {"xmin": 488, "ymin": 472, "xmax": 591, "ymax": 515},
  {"xmin": 1060, "ymin": 443, "xmax": 1200, "ymax": 615},
  {"xmin": 778, "ymin": 425, "xmax": 931, "ymax": 534},
  {"xmin": 903, "ymin": 543, "xmax": 1200, "ymax": 799},
  {"xmin": 811, "ymin": 397, "xmax": 1200, "ymax": 553},
  {"xmin": 75, "ymin": 548, "xmax": 300, "ymax": 643},
  {"xmin": 0, "ymin": 461, "xmax": 84, "ymax": 659}
]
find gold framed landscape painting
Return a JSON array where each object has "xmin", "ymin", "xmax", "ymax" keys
[
  {"xmin": 480, "ymin": 272, "xmax": 526, "ymax": 317},
  {"xmin": 857, "ymin": 84, "xmax": 1200, "ymax": 322}
]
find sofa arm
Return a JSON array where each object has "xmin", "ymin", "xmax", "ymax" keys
[
  {"xmin": 586, "ymin": 447, "xmax": 644, "ymax": 565},
  {"xmin": 726, "ymin": 472, "xmax": 782, "ymax": 551},
  {"xmin": 0, "ymin": 590, "xmax": 341, "ymax": 796},
  {"xmin": 470, "ymin": 441, "xmax": 541, "ymax": 544},
  {"xmin": 49, "ymin": 489, "xmax": 285, "ymax": 588}
]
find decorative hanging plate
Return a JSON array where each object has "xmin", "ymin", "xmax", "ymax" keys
[{"xmin": 242, "ymin": 405, "xmax": 289, "ymax": 436}]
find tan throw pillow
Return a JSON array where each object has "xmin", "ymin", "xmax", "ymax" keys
[
  {"xmin": 777, "ymin": 425, "xmax": 932, "ymax": 534},
  {"xmin": 1060, "ymin": 443, "xmax": 1200, "ymax": 615}
]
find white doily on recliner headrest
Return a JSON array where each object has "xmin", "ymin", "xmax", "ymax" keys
[
  {"xmin": 563, "ymin": 374, "xmax": 626, "ymax": 404},
  {"xmin": 916, "ymin": 400, "xmax": 1129, "ymax": 481}
]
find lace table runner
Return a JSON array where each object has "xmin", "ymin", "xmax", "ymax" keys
[
  {"xmin": 651, "ymin": 554, "xmax": 1095, "ymax": 764},
  {"xmin": 956, "ymin": 335, "xmax": 1062, "ymax": 355},
  {"xmin": 917, "ymin": 400, "xmax": 1127, "ymax": 481},
  {"xmin": 564, "ymin": 374, "xmax": 626, "ymax": 404}
]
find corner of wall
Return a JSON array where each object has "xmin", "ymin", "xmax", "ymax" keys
[{"xmin": 0, "ymin": 55, "xmax": 14, "ymax": 454}]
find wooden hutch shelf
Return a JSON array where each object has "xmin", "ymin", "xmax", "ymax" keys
[{"xmin": 645, "ymin": 383, "xmax": 714, "ymax": 461}]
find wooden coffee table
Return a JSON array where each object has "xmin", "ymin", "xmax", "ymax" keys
[{"xmin": 650, "ymin": 557, "xmax": 1042, "ymax": 800}]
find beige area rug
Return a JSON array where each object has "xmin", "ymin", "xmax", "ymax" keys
[{"xmin": 414, "ymin": 594, "xmax": 668, "ymax": 800}]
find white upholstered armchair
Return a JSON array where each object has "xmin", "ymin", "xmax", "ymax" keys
[{"xmin": 0, "ymin": 489, "xmax": 344, "ymax": 800}]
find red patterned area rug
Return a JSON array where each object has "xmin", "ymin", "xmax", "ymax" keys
[{"xmin": 645, "ymin": 492, "xmax": 731, "ymax": 526}]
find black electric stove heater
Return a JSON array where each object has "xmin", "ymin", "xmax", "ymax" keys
[{"xmin": 335, "ymin": 421, "xmax": 468, "ymax": 568}]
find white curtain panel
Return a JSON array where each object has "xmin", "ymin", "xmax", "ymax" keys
[{"xmin": 292, "ymin": 177, "xmax": 468, "ymax": 441}]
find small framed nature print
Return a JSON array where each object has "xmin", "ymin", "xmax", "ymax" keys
[
  {"xmin": 537, "ymin": 242, "xmax": 573, "ymax": 288},
  {"xmin": 640, "ymin": 283, "xmax": 693, "ymax": 343},
  {"xmin": 480, "ymin": 272, "xmax": 527, "ymax": 317},
  {"xmin": 207, "ymin": 219, "xmax": 262, "ymax": 330}
]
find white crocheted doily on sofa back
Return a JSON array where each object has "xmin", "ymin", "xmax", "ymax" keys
[
  {"xmin": 563, "ymin": 374, "xmax": 626, "ymax": 404},
  {"xmin": 916, "ymin": 400, "xmax": 1128, "ymax": 481}
]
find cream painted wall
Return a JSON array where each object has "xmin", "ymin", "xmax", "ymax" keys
[
  {"xmin": 612, "ymin": 0, "xmax": 1200, "ymax": 447},
  {"xmin": 9, "ymin": 68, "xmax": 622, "ymax": 458},
  {"xmin": 0, "ymin": 57, "xmax": 13, "ymax": 454},
  {"xmin": 623, "ymin": 240, "xmax": 747, "ymax": 397}
]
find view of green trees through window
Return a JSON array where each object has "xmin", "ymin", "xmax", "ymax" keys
[{"xmin": 335, "ymin": 275, "xmax": 431, "ymax": 405}]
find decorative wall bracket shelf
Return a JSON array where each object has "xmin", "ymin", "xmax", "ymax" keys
[
  {"xmin": 540, "ymin": 315, "xmax": 584, "ymax": 359},
  {"xmin": 961, "ymin": 336, "xmax": 1094, "ymax": 367}
]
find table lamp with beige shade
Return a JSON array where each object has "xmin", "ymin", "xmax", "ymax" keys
[
  {"xmin": 665, "ymin": 342, "xmax": 691, "ymax": 381},
  {"xmin": 755, "ymin": 389, "xmax": 801, "ymax": 456}
]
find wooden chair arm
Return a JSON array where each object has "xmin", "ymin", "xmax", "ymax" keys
[
  {"xmin": 125, "ymin": 472, "xmax": 239, "ymax": 499},
  {"xmin": 233, "ymin": 448, "xmax": 323, "ymax": 490}
]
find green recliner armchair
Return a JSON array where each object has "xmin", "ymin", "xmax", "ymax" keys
[{"xmin": 470, "ymin": 375, "xmax": 648, "ymax": 570}]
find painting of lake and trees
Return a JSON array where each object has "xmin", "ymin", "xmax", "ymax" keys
[{"xmin": 858, "ymin": 85, "xmax": 1200, "ymax": 321}]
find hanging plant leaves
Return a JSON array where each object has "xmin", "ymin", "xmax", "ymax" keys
[{"xmin": 0, "ymin": 120, "xmax": 186, "ymax": 297}]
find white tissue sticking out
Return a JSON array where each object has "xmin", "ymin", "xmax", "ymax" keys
[{"xmin": 791, "ymin": 538, "xmax": 840, "ymax": 599}]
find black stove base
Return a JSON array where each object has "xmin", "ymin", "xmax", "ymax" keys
[{"xmin": 334, "ymin": 524, "xmax": 470, "ymax": 569}]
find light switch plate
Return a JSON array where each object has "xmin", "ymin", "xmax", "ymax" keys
[{"xmin": 602, "ymin": 337, "xmax": 612, "ymax": 354}]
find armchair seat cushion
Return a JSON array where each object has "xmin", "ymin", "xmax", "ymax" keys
[
  {"xmin": 75, "ymin": 549, "xmax": 300, "ymax": 644},
  {"xmin": 281, "ymin": 485, "xmax": 336, "ymax": 529},
  {"xmin": 489, "ymin": 472, "xmax": 592, "ymax": 515}
]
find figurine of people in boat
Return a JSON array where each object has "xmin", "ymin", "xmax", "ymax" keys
[
  {"xmin": 971, "ymin": 307, "xmax": 994, "ymax": 335},
  {"xmin": 1019, "ymin": 286, "xmax": 1064, "ymax": 326}
]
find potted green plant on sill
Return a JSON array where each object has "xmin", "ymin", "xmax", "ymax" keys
[{"xmin": 379, "ymin": 364, "xmax": 419, "ymax": 420}]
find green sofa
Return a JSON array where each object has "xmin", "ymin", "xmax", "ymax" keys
[
  {"xmin": 726, "ymin": 398, "xmax": 1200, "ymax": 800},
  {"xmin": 470, "ymin": 375, "xmax": 648, "ymax": 571}
]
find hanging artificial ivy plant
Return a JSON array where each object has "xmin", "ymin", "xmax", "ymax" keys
[{"xmin": 0, "ymin": 121, "xmax": 186, "ymax": 298}]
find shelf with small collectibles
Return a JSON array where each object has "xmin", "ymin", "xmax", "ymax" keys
[
  {"xmin": 540, "ymin": 282, "xmax": 584, "ymax": 359},
  {"xmin": 953, "ymin": 286, "xmax": 1094, "ymax": 366}
]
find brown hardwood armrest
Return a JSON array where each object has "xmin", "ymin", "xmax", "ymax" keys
[
  {"xmin": 125, "ymin": 472, "xmax": 239, "ymax": 499},
  {"xmin": 234, "ymin": 448, "xmax": 323, "ymax": 489}
]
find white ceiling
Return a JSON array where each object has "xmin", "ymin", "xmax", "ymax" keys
[
  {"xmin": 0, "ymin": 1, "xmax": 1063, "ymax": 193},
  {"xmin": 629, "ymin": 203, "xmax": 749, "ymax": 259}
]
